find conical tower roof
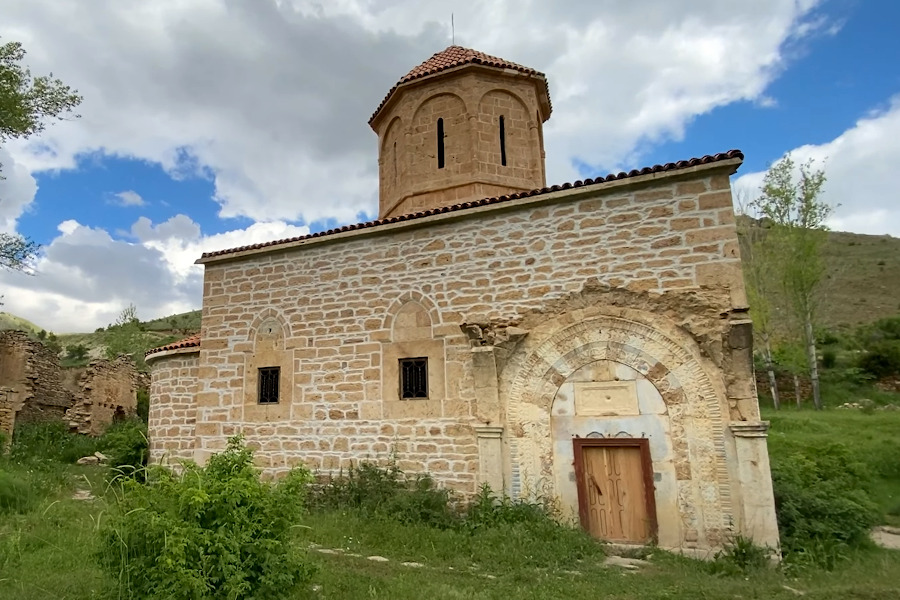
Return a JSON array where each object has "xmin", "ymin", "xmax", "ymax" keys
[{"xmin": 369, "ymin": 45, "xmax": 551, "ymax": 125}]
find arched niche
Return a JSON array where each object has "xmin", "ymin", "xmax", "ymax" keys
[
  {"xmin": 243, "ymin": 312, "xmax": 292, "ymax": 422},
  {"xmin": 380, "ymin": 297, "xmax": 446, "ymax": 418},
  {"xmin": 409, "ymin": 93, "xmax": 470, "ymax": 179}
]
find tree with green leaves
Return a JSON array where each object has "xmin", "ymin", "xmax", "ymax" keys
[
  {"xmin": 1, "ymin": 37, "xmax": 82, "ymax": 277},
  {"xmin": 751, "ymin": 154, "xmax": 832, "ymax": 410},
  {"xmin": 105, "ymin": 304, "xmax": 154, "ymax": 370},
  {"xmin": 736, "ymin": 206, "xmax": 782, "ymax": 409}
]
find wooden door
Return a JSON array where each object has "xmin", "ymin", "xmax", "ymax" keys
[{"xmin": 574, "ymin": 439, "xmax": 656, "ymax": 543}]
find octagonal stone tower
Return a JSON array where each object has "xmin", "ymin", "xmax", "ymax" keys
[{"xmin": 369, "ymin": 46, "xmax": 552, "ymax": 219}]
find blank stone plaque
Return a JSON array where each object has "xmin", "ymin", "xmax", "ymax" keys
[{"xmin": 574, "ymin": 381, "xmax": 639, "ymax": 416}]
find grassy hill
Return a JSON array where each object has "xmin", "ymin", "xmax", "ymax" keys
[
  {"xmin": 0, "ymin": 312, "xmax": 44, "ymax": 335},
  {"xmin": 820, "ymin": 230, "xmax": 900, "ymax": 329}
]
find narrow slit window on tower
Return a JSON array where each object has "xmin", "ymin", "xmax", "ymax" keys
[
  {"xmin": 499, "ymin": 115, "xmax": 507, "ymax": 166},
  {"xmin": 399, "ymin": 357, "xmax": 428, "ymax": 399},
  {"xmin": 392, "ymin": 141, "xmax": 398, "ymax": 183},
  {"xmin": 437, "ymin": 118, "xmax": 445, "ymax": 169},
  {"xmin": 258, "ymin": 367, "xmax": 280, "ymax": 404}
]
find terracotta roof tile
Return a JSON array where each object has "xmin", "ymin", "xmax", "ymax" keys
[
  {"xmin": 370, "ymin": 45, "xmax": 550, "ymax": 125},
  {"xmin": 201, "ymin": 150, "xmax": 743, "ymax": 261},
  {"xmin": 146, "ymin": 333, "xmax": 201, "ymax": 357}
]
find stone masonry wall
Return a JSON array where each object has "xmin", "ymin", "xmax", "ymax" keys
[
  {"xmin": 374, "ymin": 69, "xmax": 547, "ymax": 218},
  {"xmin": 65, "ymin": 357, "xmax": 139, "ymax": 436},
  {"xmin": 172, "ymin": 160, "xmax": 746, "ymax": 494},
  {"xmin": 0, "ymin": 330, "xmax": 69, "ymax": 423},
  {"xmin": 148, "ymin": 351, "xmax": 199, "ymax": 464}
]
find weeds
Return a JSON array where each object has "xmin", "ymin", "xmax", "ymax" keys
[{"xmin": 98, "ymin": 436, "xmax": 315, "ymax": 600}]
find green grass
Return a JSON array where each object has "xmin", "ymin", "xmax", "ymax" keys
[
  {"xmin": 1, "ymin": 412, "xmax": 899, "ymax": 599},
  {"xmin": 764, "ymin": 407, "xmax": 900, "ymax": 527}
]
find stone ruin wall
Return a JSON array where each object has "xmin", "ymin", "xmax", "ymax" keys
[
  {"xmin": 0, "ymin": 330, "xmax": 69, "ymax": 424},
  {"xmin": 66, "ymin": 357, "xmax": 140, "ymax": 436},
  {"xmin": 0, "ymin": 330, "xmax": 141, "ymax": 439}
]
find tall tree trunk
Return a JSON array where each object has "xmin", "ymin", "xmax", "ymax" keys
[
  {"xmin": 793, "ymin": 375, "xmax": 802, "ymax": 408},
  {"xmin": 763, "ymin": 335, "xmax": 780, "ymax": 410},
  {"xmin": 805, "ymin": 308, "xmax": 822, "ymax": 410}
]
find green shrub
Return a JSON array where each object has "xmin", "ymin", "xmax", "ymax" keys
[
  {"xmin": 771, "ymin": 442, "xmax": 880, "ymax": 568},
  {"xmin": 10, "ymin": 421, "xmax": 100, "ymax": 464},
  {"xmin": 310, "ymin": 462, "xmax": 458, "ymax": 528},
  {"xmin": 821, "ymin": 348, "xmax": 837, "ymax": 369},
  {"xmin": 136, "ymin": 387, "xmax": 149, "ymax": 423},
  {"xmin": 708, "ymin": 535, "xmax": 771, "ymax": 575},
  {"xmin": 0, "ymin": 468, "xmax": 34, "ymax": 514},
  {"xmin": 465, "ymin": 484, "xmax": 553, "ymax": 531},
  {"xmin": 858, "ymin": 341, "xmax": 900, "ymax": 378},
  {"xmin": 100, "ymin": 418, "xmax": 148, "ymax": 480},
  {"xmin": 98, "ymin": 436, "xmax": 314, "ymax": 600}
]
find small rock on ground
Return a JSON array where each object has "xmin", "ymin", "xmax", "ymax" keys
[
  {"xmin": 400, "ymin": 561, "xmax": 424, "ymax": 568},
  {"xmin": 604, "ymin": 556, "xmax": 651, "ymax": 570},
  {"xmin": 71, "ymin": 490, "xmax": 94, "ymax": 501},
  {"xmin": 871, "ymin": 526, "xmax": 900, "ymax": 550},
  {"xmin": 367, "ymin": 555, "xmax": 389, "ymax": 562}
]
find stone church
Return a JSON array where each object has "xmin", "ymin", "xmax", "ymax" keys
[{"xmin": 147, "ymin": 46, "xmax": 779, "ymax": 554}]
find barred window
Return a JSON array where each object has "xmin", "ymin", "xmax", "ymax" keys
[
  {"xmin": 258, "ymin": 367, "xmax": 280, "ymax": 404},
  {"xmin": 399, "ymin": 358, "xmax": 428, "ymax": 399}
]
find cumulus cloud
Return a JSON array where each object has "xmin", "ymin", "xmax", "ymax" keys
[
  {"xmin": 1, "ymin": 0, "xmax": 850, "ymax": 330},
  {"xmin": 734, "ymin": 95, "xmax": 900, "ymax": 236},
  {"xmin": 1, "ymin": 0, "xmax": 827, "ymax": 225},
  {"xmin": 0, "ymin": 148, "xmax": 38, "ymax": 233},
  {"xmin": 0, "ymin": 217, "xmax": 310, "ymax": 332},
  {"xmin": 111, "ymin": 190, "xmax": 145, "ymax": 207}
]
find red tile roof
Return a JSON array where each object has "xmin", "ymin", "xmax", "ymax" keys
[
  {"xmin": 200, "ymin": 150, "xmax": 743, "ymax": 261},
  {"xmin": 146, "ymin": 333, "xmax": 201, "ymax": 357},
  {"xmin": 370, "ymin": 45, "xmax": 550, "ymax": 125}
]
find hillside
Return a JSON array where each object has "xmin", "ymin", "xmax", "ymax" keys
[
  {"xmin": 0, "ymin": 312, "xmax": 44, "ymax": 335},
  {"xmin": 820, "ymin": 230, "xmax": 900, "ymax": 329}
]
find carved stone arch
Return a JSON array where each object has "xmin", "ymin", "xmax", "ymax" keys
[
  {"xmin": 248, "ymin": 308, "xmax": 291, "ymax": 341},
  {"xmin": 410, "ymin": 91, "xmax": 469, "ymax": 125},
  {"xmin": 382, "ymin": 291, "xmax": 441, "ymax": 339},
  {"xmin": 500, "ymin": 307, "xmax": 734, "ymax": 548}
]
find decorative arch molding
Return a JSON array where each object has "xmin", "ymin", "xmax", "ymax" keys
[
  {"xmin": 380, "ymin": 116, "xmax": 404, "ymax": 154},
  {"xmin": 501, "ymin": 307, "xmax": 734, "ymax": 546},
  {"xmin": 382, "ymin": 291, "xmax": 442, "ymax": 337},
  {"xmin": 410, "ymin": 91, "xmax": 469, "ymax": 124},
  {"xmin": 476, "ymin": 87, "xmax": 533, "ymax": 118},
  {"xmin": 248, "ymin": 307, "xmax": 291, "ymax": 340}
]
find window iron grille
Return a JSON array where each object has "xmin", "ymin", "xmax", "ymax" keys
[
  {"xmin": 258, "ymin": 367, "xmax": 280, "ymax": 404},
  {"xmin": 399, "ymin": 357, "xmax": 428, "ymax": 399}
]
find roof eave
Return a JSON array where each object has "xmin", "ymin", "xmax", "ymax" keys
[{"xmin": 196, "ymin": 155, "xmax": 742, "ymax": 266}]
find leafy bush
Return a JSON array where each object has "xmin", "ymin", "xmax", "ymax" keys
[
  {"xmin": 136, "ymin": 387, "xmax": 150, "ymax": 423},
  {"xmin": 708, "ymin": 535, "xmax": 771, "ymax": 575},
  {"xmin": 821, "ymin": 348, "xmax": 837, "ymax": 369},
  {"xmin": 100, "ymin": 418, "xmax": 148, "ymax": 480},
  {"xmin": 98, "ymin": 436, "xmax": 314, "ymax": 600},
  {"xmin": 465, "ymin": 484, "xmax": 553, "ymax": 531},
  {"xmin": 771, "ymin": 442, "xmax": 880, "ymax": 568},
  {"xmin": 858, "ymin": 341, "xmax": 900, "ymax": 379},
  {"xmin": 310, "ymin": 462, "xmax": 458, "ymax": 528}
]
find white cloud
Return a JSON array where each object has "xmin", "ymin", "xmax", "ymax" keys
[
  {"xmin": 734, "ymin": 95, "xmax": 900, "ymax": 236},
  {"xmin": 0, "ymin": 216, "xmax": 310, "ymax": 332},
  {"xmin": 1, "ymin": 0, "xmax": 827, "ymax": 225},
  {"xmin": 111, "ymin": 190, "xmax": 145, "ymax": 206},
  {"xmin": 1, "ymin": 0, "xmax": 850, "ymax": 331},
  {"xmin": 0, "ymin": 148, "xmax": 38, "ymax": 233}
]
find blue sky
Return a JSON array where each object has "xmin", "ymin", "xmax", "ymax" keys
[{"xmin": 1, "ymin": 0, "xmax": 899, "ymax": 332}]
